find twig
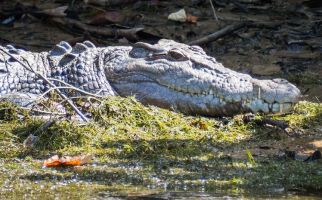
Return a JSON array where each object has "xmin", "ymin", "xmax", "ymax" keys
[
  {"xmin": 258, "ymin": 118, "xmax": 289, "ymax": 129},
  {"xmin": 22, "ymin": 107, "xmax": 66, "ymax": 115},
  {"xmin": 34, "ymin": 120, "xmax": 55, "ymax": 136},
  {"xmin": 47, "ymin": 78, "xmax": 106, "ymax": 96},
  {"xmin": 27, "ymin": 79, "xmax": 104, "ymax": 111},
  {"xmin": 209, "ymin": 0, "xmax": 218, "ymax": 21},
  {"xmin": 38, "ymin": 81, "xmax": 104, "ymax": 98},
  {"xmin": 189, "ymin": 22, "xmax": 247, "ymax": 45},
  {"xmin": 243, "ymin": 113, "xmax": 289, "ymax": 130},
  {"xmin": 57, "ymin": 96, "xmax": 101, "ymax": 114},
  {"xmin": 0, "ymin": 47, "xmax": 89, "ymax": 122},
  {"xmin": 60, "ymin": 95, "xmax": 102, "ymax": 104},
  {"xmin": 26, "ymin": 85, "xmax": 100, "ymax": 108},
  {"xmin": 51, "ymin": 17, "xmax": 144, "ymax": 41}
]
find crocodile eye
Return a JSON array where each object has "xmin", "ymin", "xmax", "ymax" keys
[
  {"xmin": 129, "ymin": 47, "xmax": 149, "ymax": 58},
  {"xmin": 273, "ymin": 78, "xmax": 289, "ymax": 84},
  {"xmin": 167, "ymin": 50, "xmax": 187, "ymax": 61}
]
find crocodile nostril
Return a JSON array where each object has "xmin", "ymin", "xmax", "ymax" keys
[{"xmin": 8, "ymin": 57, "xmax": 17, "ymax": 63}]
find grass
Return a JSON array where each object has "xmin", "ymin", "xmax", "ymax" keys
[{"xmin": 0, "ymin": 97, "xmax": 322, "ymax": 198}]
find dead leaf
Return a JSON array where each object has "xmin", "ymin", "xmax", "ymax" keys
[
  {"xmin": 190, "ymin": 120, "xmax": 208, "ymax": 130},
  {"xmin": 37, "ymin": 6, "xmax": 68, "ymax": 17},
  {"xmin": 43, "ymin": 155, "xmax": 61, "ymax": 167},
  {"xmin": 186, "ymin": 14, "xmax": 198, "ymax": 23},
  {"xmin": 60, "ymin": 156, "xmax": 82, "ymax": 166},
  {"xmin": 88, "ymin": 11, "xmax": 124, "ymax": 25},
  {"xmin": 310, "ymin": 140, "xmax": 322, "ymax": 149},
  {"xmin": 43, "ymin": 154, "xmax": 92, "ymax": 167}
]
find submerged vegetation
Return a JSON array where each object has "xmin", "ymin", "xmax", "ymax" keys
[{"xmin": 0, "ymin": 97, "xmax": 322, "ymax": 198}]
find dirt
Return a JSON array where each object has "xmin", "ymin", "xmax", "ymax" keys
[
  {"xmin": 230, "ymin": 133, "xmax": 322, "ymax": 161},
  {"xmin": 0, "ymin": 0, "xmax": 321, "ymax": 101}
]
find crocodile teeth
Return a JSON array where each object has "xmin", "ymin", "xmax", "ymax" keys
[{"xmin": 280, "ymin": 103, "xmax": 283, "ymax": 113}]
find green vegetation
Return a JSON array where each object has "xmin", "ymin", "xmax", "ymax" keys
[
  {"xmin": 0, "ymin": 97, "xmax": 322, "ymax": 198},
  {"xmin": 288, "ymin": 72, "xmax": 322, "ymax": 85}
]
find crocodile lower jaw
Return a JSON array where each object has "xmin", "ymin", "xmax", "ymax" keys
[{"xmin": 163, "ymin": 85, "xmax": 295, "ymax": 114}]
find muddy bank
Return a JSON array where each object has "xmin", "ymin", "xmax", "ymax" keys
[
  {"xmin": 0, "ymin": 98, "xmax": 322, "ymax": 198},
  {"xmin": 0, "ymin": 0, "xmax": 321, "ymax": 100}
]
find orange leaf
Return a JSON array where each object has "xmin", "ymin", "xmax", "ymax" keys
[
  {"xmin": 62, "ymin": 158, "xmax": 81, "ymax": 166},
  {"xmin": 88, "ymin": 11, "xmax": 124, "ymax": 25},
  {"xmin": 43, "ymin": 155, "xmax": 92, "ymax": 167},
  {"xmin": 43, "ymin": 155, "xmax": 62, "ymax": 167},
  {"xmin": 186, "ymin": 15, "xmax": 198, "ymax": 23},
  {"xmin": 199, "ymin": 121, "xmax": 208, "ymax": 130},
  {"xmin": 190, "ymin": 120, "xmax": 208, "ymax": 130}
]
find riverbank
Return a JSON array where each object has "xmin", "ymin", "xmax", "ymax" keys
[{"xmin": 0, "ymin": 97, "xmax": 321, "ymax": 198}]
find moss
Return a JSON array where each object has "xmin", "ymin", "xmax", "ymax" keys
[
  {"xmin": 280, "ymin": 101, "xmax": 322, "ymax": 127},
  {"xmin": 0, "ymin": 96, "xmax": 322, "ymax": 198},
  {"xmin": 288, "ymin": 73, "xmax": 322, "ymax": 85},
  {"xmin": 0, "ymin": 102, "xmax": 29, "ymax": 121}
]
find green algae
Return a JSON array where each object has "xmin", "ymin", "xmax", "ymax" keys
[{"xmin": 0, "ymin": 97, "xmax": 322, "ymax": 198}]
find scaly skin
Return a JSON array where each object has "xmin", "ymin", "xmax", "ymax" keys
[{"xmin": 0, "ymin": 39, "xmax": 300, "ymax": 116}]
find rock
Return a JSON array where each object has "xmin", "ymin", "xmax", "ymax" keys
[{"xmin": 168, "ymin": 9, "xmax": 186, "ymax": 22}]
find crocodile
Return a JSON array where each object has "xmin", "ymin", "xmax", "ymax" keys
[{"xmin": 0, "ymin": 39, "xmax": 300, "ymax": 116}]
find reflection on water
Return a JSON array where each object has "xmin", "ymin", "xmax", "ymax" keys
[{"xmin": 2, "ymin": 169, "xmax": 322, "ymax": 200}]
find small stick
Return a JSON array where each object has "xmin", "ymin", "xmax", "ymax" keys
[
  {"xmin": 36, "ymin": 84, "xmax": 103, "ymax": 100},
  {"xmin": 0, "ymin": 47, "xmax": 90, "ymax": 122},
  {"xmin": 60, "ymin": 95, "xmax": 102, "ymax": 104},
  {"xmin": 33, "ymin": 120, "xmax": 56, "ymax": 135},
  {"xmin": 189, "ymin": 22, "xmax": 246, "ymax": 45},
  {"xmin": 209, "ymin": 0, "xmax": 218, "ymax": 21},
  {"xmin": 22, "ymin": 107, "xmax": 66, "ymax": 115},
  {"xmin": 51, "ymin": 17, "xmax": 143, "ymax": 41},
  {"xmin": 27, "ymin": 85, "xmax": 101, "ymax": 108},
  {"xmin": 47, "ymin": 78, "xmax": 105, "ymax": 96}
]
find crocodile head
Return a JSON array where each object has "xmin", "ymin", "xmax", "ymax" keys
[{"xmin": 105, "ymin": 39, "xmax": 301, "ymax": 116}]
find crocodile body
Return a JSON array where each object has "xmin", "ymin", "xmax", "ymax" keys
[{"xmin": 0, "ymin": 39, "xmax": 300, "ymax": 116}]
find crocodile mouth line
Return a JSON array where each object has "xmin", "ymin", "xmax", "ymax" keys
[
  {"xmin": 113, "ymin": 73, "xmax": 297, "ymax": 113},
  {"xmin": 156, "ymin": 83, "xmax": 294, "ymax": 112},
  {"xmin": 165, "ymin": 84, "xmax": 296, "ymax": 113}
]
